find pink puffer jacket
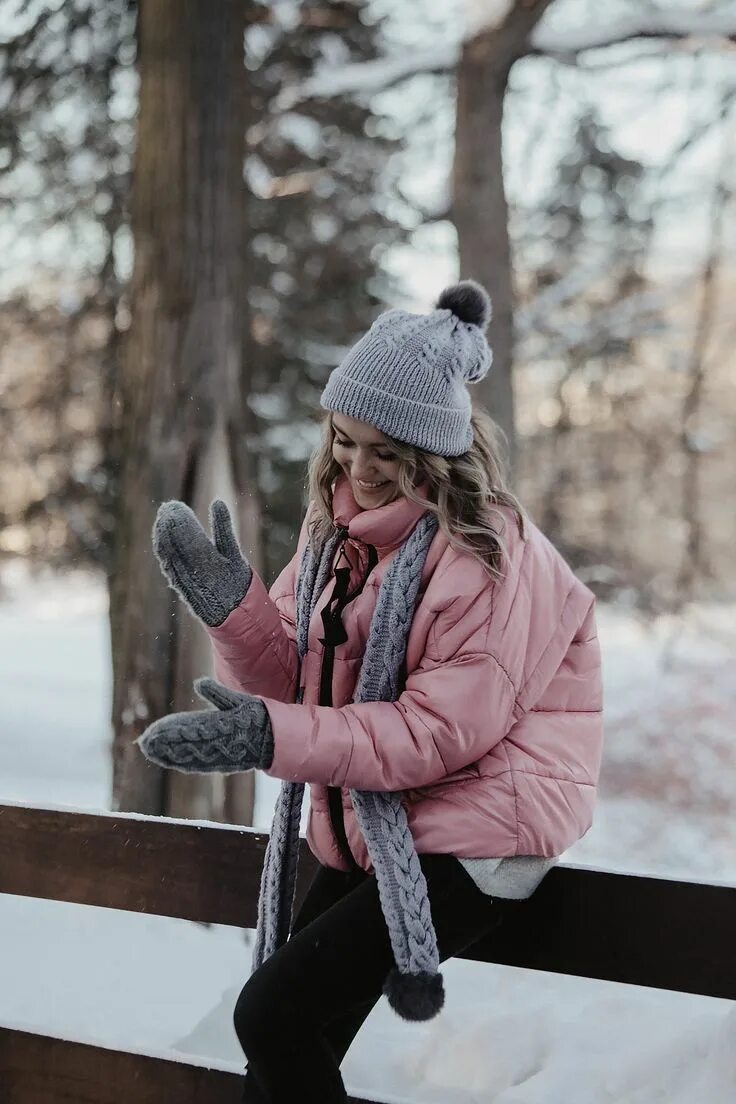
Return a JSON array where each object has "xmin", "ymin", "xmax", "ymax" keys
[{"xmin": 207, "ymin": 472, "xmax": 604, "ymax": 873}]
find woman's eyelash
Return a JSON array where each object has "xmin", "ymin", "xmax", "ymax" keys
[{"xmin": 336, "ymin": 438, "xmax": 393, "ymax": 459}]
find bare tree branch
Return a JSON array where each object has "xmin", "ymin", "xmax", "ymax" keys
[
  {"xmin": 653, "ymin": 82, "xmax": 736, "ymax": 183},
  {"xmin": 529, "ymin": 9, "xmax": 736, "ymax": 60},
  {"xmin": 275, "ymin": 43, "xmax": 458, "ymax": 109},
  {"xmin": 277, "ymin": 5, "xmax": 736, "ymax": 106}
]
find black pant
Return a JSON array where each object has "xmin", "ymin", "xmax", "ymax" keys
[{"xmin": 234, "ymin": 853, "xmax": 509, "ymax": 1103}]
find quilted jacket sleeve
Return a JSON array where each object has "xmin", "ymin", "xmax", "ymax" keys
[
  {"xmin": 204, "ymin": 504, "xmax": 312, "ymax": 702},
  {"xmin": 260, "ymin": 585, "xmax": 518, "ymax": 791}
]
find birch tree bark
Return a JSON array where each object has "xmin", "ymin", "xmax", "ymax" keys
[{"xmin": 110, "ymin": 0, "xmax": 259, "ymax": 822}]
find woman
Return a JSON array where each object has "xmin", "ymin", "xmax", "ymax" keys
[{"xmin": 138, "ymin": 280, "xmax": 603, "ymax": 1104}]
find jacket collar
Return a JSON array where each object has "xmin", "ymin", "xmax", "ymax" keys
[{"xmin": 331, "ymin": 471, "xmax": 430, "ymax": 555}]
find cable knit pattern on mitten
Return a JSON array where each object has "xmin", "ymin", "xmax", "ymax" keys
[
  {"xmin": 152, "ymin": 499, "xmax": 253, "ymax": 628},
  {"xmin": 137, "ymin": 694, "xmax": 273, "ymax": 773}
]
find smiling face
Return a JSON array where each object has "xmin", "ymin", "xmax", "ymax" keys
[{"xmin": 331, "ymin": 413, "xmax": 402, "ymax": 507}]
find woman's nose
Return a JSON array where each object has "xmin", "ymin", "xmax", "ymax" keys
[{"xmin": 351, "ymin": 453, "xmax": 379, "ymax": 476}]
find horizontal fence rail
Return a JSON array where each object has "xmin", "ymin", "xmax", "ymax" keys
[
  {"xmin": 2, "ymin": 802, "xmax": 734, "ymax": 998},
  {"xmin": 0, "ymin": 1029, "xmax": 249, "ymax": 1104},
  {"xmin": 1, "ymin": 801, "xmax": 734, "ymax": 1103},
  {"xmin": 0, "ymin": 801, "xmax": 294, "ymax": 926},
  {"xmin": 0, "ymin": 1028, "xmax": 379, "ymax": 1104}
]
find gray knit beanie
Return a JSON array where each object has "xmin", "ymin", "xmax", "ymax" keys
[{"xmin": 320, "ymin": 280, "xmax": 492, "ymax": 457}]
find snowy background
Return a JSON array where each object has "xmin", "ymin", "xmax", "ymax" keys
[
  {"xmin": 1, "ymin": 562, "xmax": 735, "ymax": 1101},
  {"xmin": 2, "ymin": 0, "xmax": 736, "ymax": 1096}
]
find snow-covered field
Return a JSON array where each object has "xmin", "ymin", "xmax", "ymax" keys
[{"xmin": 1, "ymin": 563, "xmax": 735, "ymax": 1102}]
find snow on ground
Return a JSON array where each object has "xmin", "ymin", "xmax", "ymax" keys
[
  {"xmin": 1, "ymin": 563, "xmax": 735, "ymax": 1101},
  {"xmin": 0, "ymin": 561, "xmax": 112, "ymax": 809},
  {"xmin": 564, "ymin": 601, "xmax": 736, "ymax": 882},
  {"xmin": 2, "ymin": 887, "xmax": 735, "ymax": 1103}
]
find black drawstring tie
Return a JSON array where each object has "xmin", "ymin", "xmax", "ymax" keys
[
  {"xmin": 319, "ymin": 527, "xmax": 378, "ymax": 649},
  {"xmin": 318, "ymin": 525, "xmax": 379, "ymax": 874}
]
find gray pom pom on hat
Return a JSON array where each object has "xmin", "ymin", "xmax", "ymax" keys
[
  {"xmin": 320, "ymin": 280, "xmax": 493, "ymax": 457},
  {"xmin": 436, "ymin": 278, "xmax": 492, "ymax": 329}
]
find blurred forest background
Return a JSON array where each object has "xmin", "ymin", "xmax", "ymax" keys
[{"xmin": 1, "ymin": 0, "xmax": 735, "ymax": 859}]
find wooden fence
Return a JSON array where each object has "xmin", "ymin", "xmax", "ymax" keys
[{"xmin": 1, "ymin": 801, "xmax": 734, "ymax": 1102}]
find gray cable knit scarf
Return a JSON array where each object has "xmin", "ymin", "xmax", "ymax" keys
[{"xmin": 251, "ymin": 510, "xmax": 443, "ymax": 1022}]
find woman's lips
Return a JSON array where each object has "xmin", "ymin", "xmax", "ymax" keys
[{"xmin": 354, "ymin": 479, "xmax": 388, "ymax": 491}]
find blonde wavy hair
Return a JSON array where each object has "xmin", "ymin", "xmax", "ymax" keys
[{"xmin": 305, "ymin": 408, "xmax": 527, "ymax": 583}]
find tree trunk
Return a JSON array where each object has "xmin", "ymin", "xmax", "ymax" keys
[
  {"xmin": 453, "ymin": 0, "xmax": 553, "ymax": 474},
  {"xmin": 109, "ymin": 0, "xmax": 258, "ymax": 824}
]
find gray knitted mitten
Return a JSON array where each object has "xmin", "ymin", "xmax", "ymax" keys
[
  {"xmin": 136, "ymin": 678, "xmax": 274, "ymax": 774},
  {"xmin": 153, "ymin": 499, "xmax": 253, "ymax": 628}
]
